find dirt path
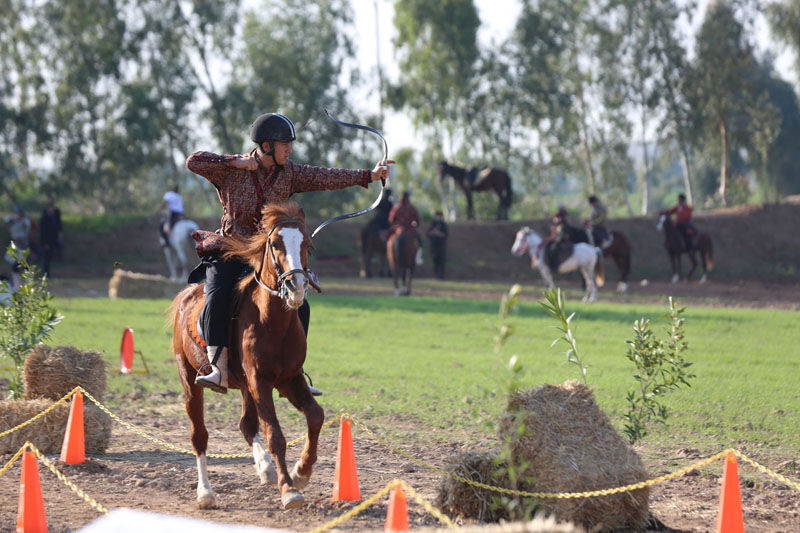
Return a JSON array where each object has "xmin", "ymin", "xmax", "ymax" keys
[{"xmin": 1, "ymin": 406, "xmax": 798, "ymax": 532}]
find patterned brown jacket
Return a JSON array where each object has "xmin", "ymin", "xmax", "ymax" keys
[{"xmin": 186, "ymin": 151, "xmax": 371, "ymax": 257}]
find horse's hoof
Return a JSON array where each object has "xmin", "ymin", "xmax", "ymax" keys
[
  {"xmin": 290, "ymin": 461, "xmax": 311, "ymax": 490},
  {"xmin": 394, "ymin": 289, "xmax": 402, "ymax": 296},
  {"xmin": 617, "ymin": 282, "xmax": 628, "ymax": 293},
  {"xmin": 282, "ymin": 489, "xmax": 305, "ymax": 509},
  {"xmin": 699, "ymin": 275, "xmax": 707, "ymax": 284},
  {"xmin": 197, "ymin": 491, "xmax": 217, "ymax": 509}
]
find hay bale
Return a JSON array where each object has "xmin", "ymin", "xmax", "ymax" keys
[
  {"xmin": 418, "ymin": 514, "xmax": 584, "ymax": 533},
  {"xmin": 23, "ymin": 345, "xmax": 106, "ymax": 402},
  {"xmin": 109, "ymin": 269, "xmax": 183, "ymax": 299},
  {"xmin": 436, "ymin": 451, "xmax": 515, "ymax": 522},
  {"xmin": 497, "ymin": 381, "xmax": 650, "ymax": 531},
  {"xmin": 0, "ymin": 398, "xmax": 112, "ymax": 455}
]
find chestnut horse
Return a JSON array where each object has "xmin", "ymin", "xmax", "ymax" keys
[
  {"xmin": 559, "ymin": 222, "xmax": 632, "ymax": 292},
  {"xmin": 657, "ymin": 213, "xmax": 713, "ymax": 283},
  {"xmin": 359, "ymin": 222, "xmax": 388, "ymax": 278},
  {"xmin": 170, "ymin": 202, "xmax": 323, "ymax": 510},
  {"xmin": 438, "ymin": 161, "xmax": 512, "ymax": 220},
  {"xmin": 387, "ymin": 228, "xmax": 418, "ymax": 295}
]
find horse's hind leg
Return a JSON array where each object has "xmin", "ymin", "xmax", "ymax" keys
[
  {"xmin": 278, "ymin": 374, "xmax": 324, "ymax": 491},
  {"xmin": 240, "ymin": 388, "xmax": 277, "ymax": 485}
]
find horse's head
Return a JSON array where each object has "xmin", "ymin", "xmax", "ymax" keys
[
  {"xmin": 225, "ymin": 202, "xmax": 320, "ymax": 309},
  {"xmin": 437, "ymin": 161, "xmax": 447, "ymax": 177},
  {"xmin": 656, "ymin": 213, "xmax": 667, "ymax": 232},
  {"xmin": 512, "ymin": 227, "xmax": 538, "ymax": 256}
]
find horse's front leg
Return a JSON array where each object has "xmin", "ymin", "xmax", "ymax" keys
[
  {"xmin": 251, "ymin": 385, "xmax": 303, "ymax": 509},
  {"xmin": 537, "ymin": 264, "xmax": 555, "ymax": 291},
  {"xmin": 240, "ymin": 389, "xmax": 277, "ymax": 485},
  {"xmin": 580, "ymin": 266, "xmax": 596, "ymax": 303},
  {"xmin": 278, "ymin": 374, "xmax": 324, "ymax": 490},
  {"xmin": 670, "ymin": 254, "xmax": 680, "ymax": 284}
]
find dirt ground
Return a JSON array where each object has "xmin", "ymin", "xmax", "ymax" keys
[{"xmin": 1, "ymin": 405, "xmax": 798, "ymax": 533}]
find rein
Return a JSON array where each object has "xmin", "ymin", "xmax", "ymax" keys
[{"xmin": 253, "ymin": 218, "xmax": 322, "ymax": 299}]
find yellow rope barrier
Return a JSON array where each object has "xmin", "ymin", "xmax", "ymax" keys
[
  {"xmin": 3, "ymin": 387, "xmax": 799, "ymax": 531},
  {"xmin": 28, "ymin": 443, "xmax": 110, "ymax": 515},
  {"xmin": 0, "ymin": 444, "xmax": 26, "ymax": 477},
  {"xmin": 307, "ymin": 480, "xmax": 395, "ymax": 533},
  {"xmin": 0, "ymin": 387, "xmax": 79, "ymax": 438}
]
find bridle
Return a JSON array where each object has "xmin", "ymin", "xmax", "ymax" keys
[{"xmin": 253, "ymin": 219, "xmax": 321, "ymax": 299}]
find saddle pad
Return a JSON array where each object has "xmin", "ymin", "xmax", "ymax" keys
[{"xmin": 187, "ymin": 294, "xmax": 207, "ymax": 349}]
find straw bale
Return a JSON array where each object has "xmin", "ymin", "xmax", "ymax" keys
[
  {"xmin": 108, "ymin": 269, "xmax": 183, "ymax": 299},
  {"xmin": 436, "ymin": 451, "xmax": 513, "ymax": 522},
  {"xmin": 23, "ymin": 345, "xmax": 106, "ymax": 402},
  {"xmin": 0, "ymin": 398, "xmax": 112, "ymax": 455},
  {"xmin": 497, "ymin": 381, "xmax": 650, "ymax": 531},
  {"xmin": 418, "ymin": 514, "xmax": 584, "ymax": 533}
]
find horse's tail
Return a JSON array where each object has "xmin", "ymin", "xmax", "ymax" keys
[{"xmin": 594, "ymin": 249, "xmax": 605, "ymax": 288}]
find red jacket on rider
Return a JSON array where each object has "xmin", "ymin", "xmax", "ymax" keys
[
  {"xmin": 665, "ymin": 203, "xmax": 692, "ymax": 224},
  {"xmin": 388, "ymin": 202, "xmax": 420, "ymax": 235}
]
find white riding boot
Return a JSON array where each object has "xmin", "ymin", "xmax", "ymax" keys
[{"xmin": 195, "ymin": 346, "xmax": 229, "ymax": 394}]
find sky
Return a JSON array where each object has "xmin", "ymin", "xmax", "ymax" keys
[{"xmin": 350, "ymin": 0, "xmax": 797, "ymax": 152}]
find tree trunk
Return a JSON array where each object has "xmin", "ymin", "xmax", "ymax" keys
[
  {"xmin": 640, "ymin": 107, "xmax": 651, "ymax": 215},
  {"xmin": 678, "ymin": 143, "xmax": 694, "ymax": 206},
  {"xmin": 719, "ymin": 117, "xmax": 729, "ymax": 206}
]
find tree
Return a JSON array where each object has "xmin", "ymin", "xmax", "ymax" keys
[
  {"xmin": 389, "ymin": 0, "xmax": 480, "ymax": 155},
  {"xmin": 690, "ymin": 1, "xmax": 758, "ymax": 206},
  {"xmin": 766, "ymin": 0, "xmax": 800, "ymax": 87}
]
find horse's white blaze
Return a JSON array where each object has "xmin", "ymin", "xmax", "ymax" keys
[
  {"xmin": 252, "ymin": 434, "xmax": 277, "ymax": 485},
  {"xmin": 196, "ymin": 453, "xmax": 215, "ymax": 507},
  {"xmin": 511, "ymin": 227, "xmax": 532, "ymax": 256},
  {"xmin": 279, "ymin": 227, "xmax": 306, "ymax": 306}
]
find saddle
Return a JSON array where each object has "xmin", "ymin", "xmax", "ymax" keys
[{"xmin": 544, "ymin": 240, "xmax": 573, "ymax": 270}]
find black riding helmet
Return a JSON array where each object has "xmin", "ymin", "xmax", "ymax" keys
[{"xmin": 250, "ymin": 113, "xmax": 296, "ymax": 159}]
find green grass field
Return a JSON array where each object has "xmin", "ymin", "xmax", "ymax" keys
[{"xmin": 32, "ymin": 285, "xmax": 800, "ymax": 461}]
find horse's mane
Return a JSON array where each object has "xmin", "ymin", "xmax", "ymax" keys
[{"xmin": 222, "ymin": 202, "xmax": 307, "ymax": 270}]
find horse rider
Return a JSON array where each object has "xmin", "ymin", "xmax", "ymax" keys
[
  {"xmin": 159, "ymin": 184, "xmax": 185, "ymax": 242},
  {"xmin": 661, "ymin": 193, "xmax": 696, "ymax": 252},
  {"xmin": 387, "ymin": 191, "xmax": 423, "ymax": 265},
  {"xmin": 186, "ymin": 112, "xmax": 393, "ymax": 394},
  {"xmin": 369, "ymin": 187, "xmax": 394, "ymax": 238},
  {"xmin": 547, "ymin": 206, "xmax": 572, "ymax": 269},
  {"xmin": 586, "ymin": 195, "xmax": 610, "ymax": 248}
]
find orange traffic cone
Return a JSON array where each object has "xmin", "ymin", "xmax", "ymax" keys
[
  {"xmin": 60, "ymin": 390, "xmax": 85, "ymax": 464},
  {"xmin": 385, "ymin": 480, "xmax": 409, "ymax": 532},
  {"xmin": 716, "ymin": 451, "xmax": 744, "ymax": 533},
  {"xmin": 332, "ymin": 415, "xmax": 361, "ymax": 501},
  {"xmin": 17, "ymin": 444, "xmax": 48, "ymax": 533}
]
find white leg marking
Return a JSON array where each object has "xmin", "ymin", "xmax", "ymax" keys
[
  {"xmin": 290, "ymin": 459, "xmax": 311, "ymax": 489},
  {"xmin": 252, "ymin": 435, "xmax": 277, "ymax": 485},
  {"xmin": 196, "ymin": 454, "xmax": 216, "ymax": 509},
  {"xmin": 699, "ymin": 274, "xmax": 707, "ymax": 284},
  {"xmin": 671, "ymin": 273, "xmax": 680, "ymax": 284}
]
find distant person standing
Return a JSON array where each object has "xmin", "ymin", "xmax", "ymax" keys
[
  {"xmin": 4, "ymin": 205, "xmax": 31, "ymax": 289},
  {"xmin": 39, "ymin": 196, "xmax": 63, "ymax": 277},
  {"xmin": 427, "ymin": 210, "xmax": 448, "ymax": 279}
]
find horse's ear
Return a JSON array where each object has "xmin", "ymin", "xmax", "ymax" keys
[{"xmin": 298, "ymin": 206, "xmax": 306, "ymax": 222}]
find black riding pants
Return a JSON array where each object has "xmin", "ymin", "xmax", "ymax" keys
[{"xmin": 198, "ymin": 257, "xmax": 310, "ymax": 347}]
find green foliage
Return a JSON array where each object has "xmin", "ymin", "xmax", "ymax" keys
[
  {"xmin": 623, "ymin": 297, "xmax": 694, "ymax": 443},
  {"xmin": 0, "ymin": 245, "xmax": 62, "ymax": 398},
  {"xmin": 539, "ymin": 288, "xmax": 588, "ymax": 383},
  {"xmin": 491, "ymin": 283, "xmax": 539, "ymax": 520}
]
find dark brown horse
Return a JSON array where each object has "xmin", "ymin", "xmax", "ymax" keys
[
  {"xmin": 170, "ymin": 202, "xmax": 323, "ymax": 510},
  {"xmin": 387, "ymin": 228, "xmax": 418, "ymax": 295},
  {"xmin": 438, "ymin": 161, "xmax": 512, "ymax": 220},
  {"xmin": 657, "ymin": 213, "xmax": 713, "ymax": 283},
  {"xmin": 359, "ymin": 222, "xmax": 388, "ymax": 278},
  {"xmin": 560, "ymin": 222, "xmax": 632, "ymax": 292}
]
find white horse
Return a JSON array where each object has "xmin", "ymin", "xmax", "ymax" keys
[
  {"xmin": 511, "ymin": 227, "xmax": 605, "ymax": 303},
  {"xmin": 160, "ymin": 218, "xmax": 200, "ymax": 282}
]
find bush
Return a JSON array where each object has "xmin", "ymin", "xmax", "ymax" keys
[{"xmin": 0, "ymin": 245, "xmax": 62, "ymax": 399}]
